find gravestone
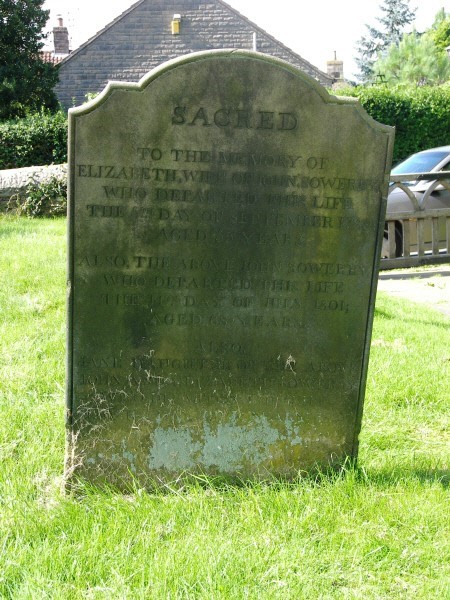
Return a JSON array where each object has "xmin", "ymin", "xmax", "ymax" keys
[{"xmin": 66, "ymin": 50, "xmax": 394, "ymax": 489}]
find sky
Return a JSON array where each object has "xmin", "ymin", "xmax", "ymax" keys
[{"xmin": 42, "ymin": 0, "xmax": 449, "ymax": 80}]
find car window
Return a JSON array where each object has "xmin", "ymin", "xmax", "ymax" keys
[{"xmin": 392, "ymin": 151, "xmax": 450, "ymax": 175}]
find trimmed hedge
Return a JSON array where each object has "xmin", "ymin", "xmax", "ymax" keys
[
  {"xmin": 0, "ymin": 111, "xmax": 67, "ymax": 169},
  {"xmin": 334, "ymin": 84, "xmax": 450, "ymax": 163},
  {"xmin": 0, "ymin": 85, "xmax": 449, "ymax": 169}
]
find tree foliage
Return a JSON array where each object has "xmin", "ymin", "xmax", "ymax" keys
[
  {"xmin": 376, "ymin": 31, "xmax": 450, "ymax": 87},
  {"xmin": 355, "ymin": 0, "xmax": 416, "ymax": 82},
  {"xmin": 428, "ymin": 8, "xmax": 450, "ymax": 52},
  {"xmin": 0, "ymin": 0, "xmax": 58, "ymax": 120}
]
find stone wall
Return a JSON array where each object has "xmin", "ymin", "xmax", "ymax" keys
[
  {"xmin": 0, "ymin": 164, "xmax": 67, "ymax": 204},
  {"xmin": 56, "ymin": 0, "xmax": 332, "ymax": 108}
]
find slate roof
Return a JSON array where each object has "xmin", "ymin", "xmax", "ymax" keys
[{"xmin": 55, "ymin": 0, "xmax": 333, "ymax": 109}]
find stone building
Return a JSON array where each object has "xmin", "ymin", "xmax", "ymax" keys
[{"xmin": 54, "ymin": 0, "xmax": 333, "ymax": 109}]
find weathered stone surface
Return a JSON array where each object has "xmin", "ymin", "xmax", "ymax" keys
[
  {"xmin": 66, "ymin": 50, "xmax": 394, "ymax": 489},
  {"xmin": 0, "ymin": 164, "xmax": 67, "ymax": 200}
]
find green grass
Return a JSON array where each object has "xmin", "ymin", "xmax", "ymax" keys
[{"xmin": 0, "ymin": 216, "xmax": 449, "ymax": 599}]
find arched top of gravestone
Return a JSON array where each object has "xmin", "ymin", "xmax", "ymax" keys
[{"xmin": 69, "ymin": 49, "xmax": 391, "ymax": 138}]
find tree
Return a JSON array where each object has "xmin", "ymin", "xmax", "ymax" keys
[
  {"xmin": 0, "ymin": 0, "xmax": 58, "ymax": 120},
  {"xmin": 375, "ymin": 31, "xmax": 450, "ymax": 86},
  {"xmin": 355, "ymin": 0, "xmax": 416, "ymax": 83},
  {"xmin": 428, "ymin": 8, "xmax": 450, "ymax": 52}
]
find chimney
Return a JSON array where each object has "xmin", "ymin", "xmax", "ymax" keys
[
  {"xmin": 327, "ymin": 52, "xmax": 344, "ymax": 81},
  {"xmin": 53, "ymin": 15, "xmax": 70, "ymax": 55}
]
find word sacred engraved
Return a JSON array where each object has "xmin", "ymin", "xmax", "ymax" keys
[{"xmin": 171, "ymin": 106, "xmax": 298, "ymax": 130}]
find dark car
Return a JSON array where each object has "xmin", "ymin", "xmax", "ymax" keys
[{"xmin": 383, "ymin": 146, "xmax": 450, "ymax": 257}]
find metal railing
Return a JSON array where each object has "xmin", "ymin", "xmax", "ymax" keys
[{"xmin": 381, "ymin": 171, "xmax": 450, "ymax": 270}]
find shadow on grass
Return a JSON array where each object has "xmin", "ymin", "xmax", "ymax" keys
[
  {"xmin": 374, "ymin": 306, "xmax": 450, "ymax": 330},
  {"xmin": 362, "ymin": 467, "xmax": 449, "ymax": 488},
  {"xmin": 379, "ymin": 269, "xmax": 450, "ymax": 281},
  {"xmin": 63, "ymin": 461, "xmax": 449, "ymax": 499}
]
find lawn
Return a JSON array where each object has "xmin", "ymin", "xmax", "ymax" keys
[{"xmin": 0, "ymin": 216, "xmax": 449, "ymax": 599}]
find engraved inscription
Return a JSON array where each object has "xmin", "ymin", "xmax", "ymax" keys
[{"xmin": 171, "ymin": 106, "xmax": 298, "ymax": 130}]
